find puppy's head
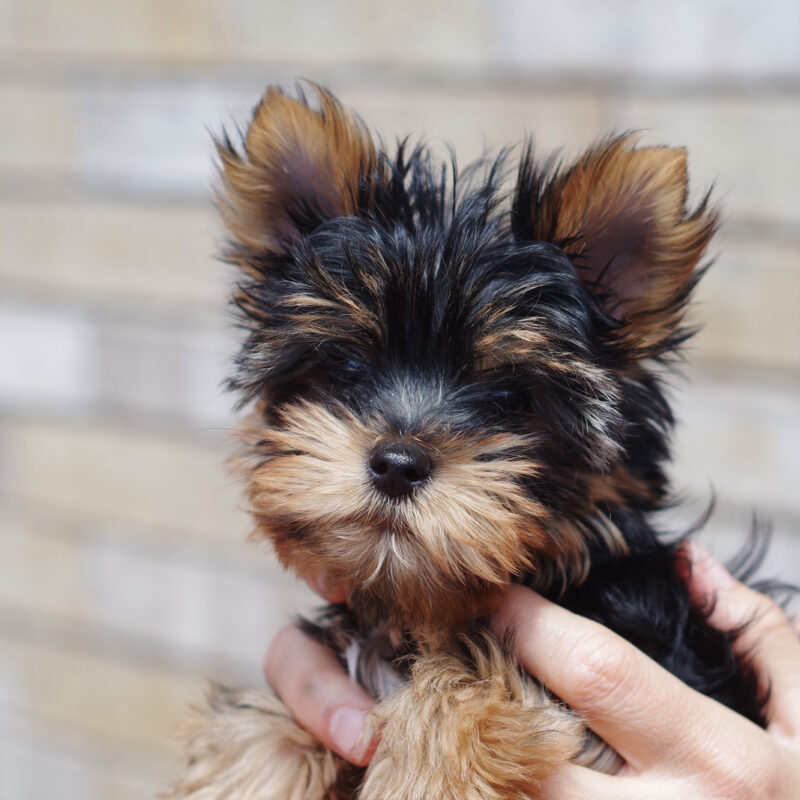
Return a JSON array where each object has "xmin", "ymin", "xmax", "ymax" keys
[{"xmin": 218, "ymin": 86, "xmax": 716, "ymax": 627}]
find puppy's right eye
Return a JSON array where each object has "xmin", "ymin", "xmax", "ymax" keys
[
  {"xmin": 487, "ymin": 386, "xmax": 530, "ymax": 416},
  {"xmin": 266, "ymin": 363, "xmax": 331, "ymax": 407},
  {"xmin": 330, "ymin": 358, "xmax": 368, "ymax": 388}
]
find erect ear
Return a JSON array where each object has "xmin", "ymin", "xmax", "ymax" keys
[
  {"xmin": 216, "ymin": 84, "xmax": 381, "ymax": 255},
  {"xmin": 513, "ymin": 134, "xmax": 718, "ymax": 356}
]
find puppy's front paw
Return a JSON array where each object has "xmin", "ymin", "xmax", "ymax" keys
[
  {"xmin": 166, "ymin": 683, "xmax": 342, "ymax": 800},
  {"xmin": 360, "ymin": 641, "xmax": 582, "ymax": 800}
]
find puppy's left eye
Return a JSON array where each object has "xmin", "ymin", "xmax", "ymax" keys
[
  {"xmin": 329, "ymin": 358, "xmax": 367, "ymax": 389},
  {"xmin": 488, "ymin": 387, "xmax": 529, "ymax": 415},
  {"xmin": 488, "ymin": 387, "xmax": 519, "ymax": 405}
]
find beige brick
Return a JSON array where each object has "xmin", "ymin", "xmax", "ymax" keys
[
  {"xmin": 0, "ymin": 200, "xmax": 224, "ymax": 310},
  {"xmin": 0, "ymin": 295, "xmax": 237, "ymax": 428},
  {"xmin": 3, "ymin": 0, "xmax": 219, "ymax": 62},
  {"xmin": 0, "ymin": 630, "xmax": 200, "ymax": 754},
  {"xmin": 0, "ymin": 84, "xmax": 75, "ymax": 173},
  {"xmin": 2, "ymin": 0, "xmax": 488, "ymax": 67},
  {"xmin": 340, "ymin": 85, "xmax": 605, "ymax": 166},
  {"xmin": 607, "ymin": 96, "xmax": 800, "ymax": 226},
  {"xmin": 1, "ymin": 419, "xmax": 249, "ymax": 541},
  {"xmin": 671, "ymin": 369, "xmax": 800, "ymax": 517},
  {"xmin": 0, "ymin": 515, "xmax": 316, "ymax": 669},
  {"xmin": 0, "ymin": 521, "xmax": 80, "ymax": 621},
  {"xmin": 219, "ymin": 0, "xmax": 488, "ymax": 67},
  {"xmin": 2, "ymin": 78, "xmax": 604, "ymax": 199},
  {"xmin": 0, "ymin": 80, "xmax": 228, "ymax": 197},
  {"xmin": 691, "ymin": 235, "xmax": 800, "ymax": 371},
  {"xmin": 96, "ymin": 316, "xmax": 236, "ymax": 428},
  {"xmin": 74, "ymin": 80, "xmax": 224, "ymax": 196},
  {"xmin": 490, "ymin": 0, "xmax": 800, "ymax": 77},
  {"xmin": 0, "ymin": 301, "xmax": 98, "ymax": 410},
  {"xmin": 694, "ymin": 508, "xmax": 800, "ymax": 586},
  {"xmin": 1, "ymin": 708, "xmax": 171, "ymax": 800},
  {"xmin": 6, "ymin": 0, "xmax": 798, "ymax": 77},
  {"xmin": 6, "ymin": 77, "xmax": 798, "ymax": 234},
  {"xmin": 662, "ymin": 499, "xmax": 800, "ymax": 585}
]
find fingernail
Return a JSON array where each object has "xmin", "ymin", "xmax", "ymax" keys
[
  {"xmin": 689, "ymin": 542, "xmax": 735, "ymax": 588},
  {"xmin": 329, "ymin": 707, "xmax": 369, "ymax": 759}
]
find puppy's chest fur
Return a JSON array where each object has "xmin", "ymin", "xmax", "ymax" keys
[{"xmin": 167, "ymin": 84, "xmax": 774, "ymax": 800}]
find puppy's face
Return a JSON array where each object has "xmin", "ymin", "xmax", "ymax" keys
[{"xmin": 220, "ymin": 87, "xmax": 715, "ymax": 627}]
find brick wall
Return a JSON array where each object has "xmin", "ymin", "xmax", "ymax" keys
[{"xmin": 1, "ymin": 2, "xmax": 798, "ymax": 797}]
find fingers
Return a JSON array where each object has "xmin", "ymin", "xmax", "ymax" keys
[
  {"xmin": 536, "ymin": 763, "xmax": 642, "ymax": 800},
  {"xmin": 537, "ymin": 765, "xmax": 698, "ymax": 800},
  {"xmin": 686, "ymin": 543, "xmax": 800, "ymax": 738},
  {"xmin": 264, "ymin": 624, "xmax": 378, "ymax": 765},
  {"xmin": 491, "ymin": 585, "xmax": 731, "ymax": 772}
]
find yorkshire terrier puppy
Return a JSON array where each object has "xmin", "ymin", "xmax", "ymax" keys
[{"xmin": 169, "ymin": 85, "xmax": 772, "ymax": 800}]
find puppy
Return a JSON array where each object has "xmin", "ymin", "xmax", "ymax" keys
[{"xmin": 168, "ymin": 85, "xmax": 772, "ymax": 800}]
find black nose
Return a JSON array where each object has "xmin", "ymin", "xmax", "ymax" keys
[{"xmin": 368, "ymin": 441, "xmax": 432, "ymax": 498}]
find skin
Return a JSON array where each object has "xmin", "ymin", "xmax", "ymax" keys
[{"xmin": 264, "ymin": 546, "xmax": 800, "ymax": 796}]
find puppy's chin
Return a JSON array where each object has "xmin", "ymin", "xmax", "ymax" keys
[
  {"xmin": 264, "ymin": 517, "xmax": 514, "ymax": 629},
  {"xmin": 347, "ymin": 579, "xmax": 508, "ymax": 631}
]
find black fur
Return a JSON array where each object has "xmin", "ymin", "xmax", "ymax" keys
[{"xmin": 228, "ymin": 125, "xmax": 790, "ymax": 729}]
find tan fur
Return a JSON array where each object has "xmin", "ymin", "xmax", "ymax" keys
[
  {"xmin": 583, "ymin": 462, "xmax": 661, "ymax": 508},
  {"xmin": 533, "ymin": 134, "xmax": 717, "ymax": 354},
  {"xmin": 171, "ymin": 99, "xmax": 713, "ymax": 800},
  {"xmin": 234, "ymin": 399, "xmax": 617, "ymax": 626},
  {"xmin": 166, "ymin": 684, "xmax": 342, "ymax": 800},
  {"xmin": 279, "ymin": 287, "xmax": 384, "ymax": 345},
  {"xmin": 361, "ymin": 632, "xmax": 582, "ymax": 800},
  {"xmin": 168, "ymin": 670, "xmax": 612, "ymax": 800},
  {"xmin": 474, "ymin": 320, "xmax": 623, "ymax": 470},
  {"xmin": 216, "ymin": 85, "xmax": 383, "ymax": 257}
]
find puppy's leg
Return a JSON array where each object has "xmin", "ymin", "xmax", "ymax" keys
[
  {"xmin": 166, "ymin": 683, "xmax": 345, "ymax": 800},
  {"xmin": 360, "ymin": 635, "xmax": 582, "ymax": 800}
]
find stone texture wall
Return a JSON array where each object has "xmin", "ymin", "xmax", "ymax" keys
[{"xmin": 1, "ymin": 2, "xmax": 798, "ymax": 797}]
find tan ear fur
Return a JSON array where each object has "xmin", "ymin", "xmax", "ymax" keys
[
  {"xmin": 216, "ymin": 85, "xmax": 380, "ymax": 254},
  {"xmin": 534, "ymin": 135, "xmax": 717, "ymax": 354}
]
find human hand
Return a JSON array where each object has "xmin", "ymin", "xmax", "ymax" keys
[
  {"xmin": 263, "ymin": 569, "xmax": 377, "ymax": 766},
  {"xmin": 264, "ymin": 548, "xmax": 800, "ymax": 797},
  {"xmin": 490, "ymin": 544, "xmax": 800, "ymax": 798}
]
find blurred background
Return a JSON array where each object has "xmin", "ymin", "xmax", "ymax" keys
[{"xmin": 0, "ymin": 1, "xmax": 798, "ymax": 798}]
